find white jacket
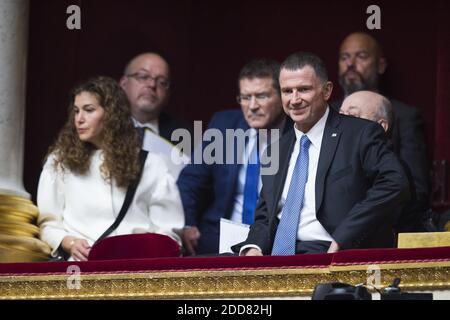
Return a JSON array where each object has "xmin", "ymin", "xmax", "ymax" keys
[{"xmin": 37, "ymin": 150, "xmax": 185, "ymax": 257}]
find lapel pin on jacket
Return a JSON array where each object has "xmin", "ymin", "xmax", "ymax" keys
[{"xmin": 332, "ymin": 133, "xmax": 337, "ymax": 137}]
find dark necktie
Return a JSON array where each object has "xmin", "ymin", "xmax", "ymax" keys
[
  {"xmin": 136, "ymin": 127, "xmax": 145, "ymax": 146},
  {"xmin": 136, "ymin": 126, "xmax": 155, "ymax": 147},
  {"xmin": 271, "ymin": 135, "xmax": 311, "ymax": 255}
]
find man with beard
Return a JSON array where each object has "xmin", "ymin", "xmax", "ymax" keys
[{"xmin": 332, "ymin": 32, "xmax": 429, "ymax": 232}]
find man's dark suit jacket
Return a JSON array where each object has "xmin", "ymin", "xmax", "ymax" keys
[
  {"xmin": 331, "ymin": 98, "xmax": 429, "ymax": 232},
  {"xmin": 233, "ymin": 108, "xmax": 410, "ymax": 254},
  {"xmin": 158, "ymin": 111, "xmax": 194, "ymax": 144},
  {"xmin": 177, "ymin": 109, "xmax": 291, "ymax": 254}
]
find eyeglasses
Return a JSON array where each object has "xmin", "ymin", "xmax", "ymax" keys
[
  {"xmin": 126, "ymin": 72, "xmax": 170, "ymax": 89},
  {"xmin": 236, "ymin": 93, "xmax": 271, "ymax": 105}
]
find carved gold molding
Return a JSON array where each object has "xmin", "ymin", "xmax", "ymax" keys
[
  {"xmin": 398, "ymin": 232, "xmax": 450, "ymax": 249},
  {"xmin": 0, "ymin": 194, "xmax": 50, "ymax": 263},
  {"xmin": 0, "ymin": 261, "xmax": 449, "ymax": 299}
]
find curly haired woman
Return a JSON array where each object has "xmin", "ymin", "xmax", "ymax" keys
[{"xmin": 37, "ymin": 76, "xmax": 184, "ymax": 261}]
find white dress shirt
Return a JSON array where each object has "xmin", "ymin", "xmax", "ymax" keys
[
  {"xmin": 133, "ymin": 118, "xmax": 190, "ymax": 179},
  {"xmin": 240, "ymin": 108, "xmax": 333, "ymax": 255},
  {"xmin": 37, "ymin": 150, "xmax": 185, "ymax": 258},
  {"xmin": 133, "ymin": 118, "xmax": 159, "ymax": 135}
]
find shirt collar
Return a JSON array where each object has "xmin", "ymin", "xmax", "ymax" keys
[
  {"xmin": 132, "ymin": 117, "xmax": 159, "ymax": 134},
  {"xmin": 293, "ymin": 106, "xmax": 329, "ymax": 147}
]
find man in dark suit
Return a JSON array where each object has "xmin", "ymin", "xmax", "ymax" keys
[
  {"xmin": 234, "ymin": 52, "xmax": 409, "ymax": 256},
  {"xmin": 177, "ymin": 59, "xmax": 290, "ymax": 255},
  {"xmin": 340, "ymin": 91, "xmax": 424, "ymax": 232},
  {"xmin": 332, "ymin": 32, "xmax": 429, "ymax": 232},
  {"xmin": 120, "ymin": 52, "xmax": 193, "ymax": 143}
]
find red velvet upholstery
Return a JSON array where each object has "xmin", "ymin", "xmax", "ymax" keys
[
  {"xmin": 88, "ymin": 233, "xmax": 181, "ymax": 261},
  {"xmin": 0, "ymin": 247, "xmax": 448, "ymax": 276},
  {"xmin": 331, "ymin": 246, "xmax": 450, "ymax": 265},
  {"xmin": 0, "ymin": 253, "xmax": 332, "ymax": 275}
]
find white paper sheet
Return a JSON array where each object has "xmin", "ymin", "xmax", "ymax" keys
[{"xmin": 219, "ymin": 218, "xmax": 250, "ymax": 254}]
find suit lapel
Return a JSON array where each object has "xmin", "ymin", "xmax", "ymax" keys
[
  {"xmin": 228, "ymin": 114, "xmax": 249, "ymax": 178},
  {"xmin": 269, "ymin": 130, "xmax": 296, "ymax": 215},
  {"xmin": 157, "ymin": 112, "xmax": 170, "ymax": 141},
  {"xmin": 260, "ymin": 116, "xmax": 293, "ymax": 215},
  {"xmin": 315, "ymin": 108, "xmax": 342, "ymax": 212},
  {"xmin": 224, "ymin": 114, "xmax": 250, "ymax": 217},
  {"xmin": 226, "ymin": 114, "xmax": 292, "ymax": 218}
]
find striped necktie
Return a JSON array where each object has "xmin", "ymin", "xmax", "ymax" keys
[{"xmin": 271, "ymin": 135, "xmax": 311, "ymax": 255}]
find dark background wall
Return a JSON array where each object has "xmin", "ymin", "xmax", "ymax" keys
[{"xmin": 24, "ymin": 0, "xmax": 450, "ymax": 208}]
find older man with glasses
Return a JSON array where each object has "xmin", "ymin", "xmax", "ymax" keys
[
  {"xmin": 120, "ymin": 52, "xmax": 192, "ymax": 144},
  {"xmin": 120, "ymin": 52, "xmax": 191, "ymax": 178},
  {"xmin": 177, "ymin": 59, "xmax": 292, "ymax": 255}
]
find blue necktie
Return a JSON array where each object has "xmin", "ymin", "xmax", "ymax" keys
[
  {"xmin": 271, "ymin": 135, "xmax": 311, "ymax": 255},
  {"xmin": 242, "ymin": 136, "xmax": 260, "ymax": 225}
]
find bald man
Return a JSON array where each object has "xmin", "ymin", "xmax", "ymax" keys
[
  {"xmin": 120, "ymin": 52, "xmax": 192, "ymax": 178},
  {"xmin": 340, "ymin": 90, "xmax": 428, "ymax": 234},
  {"xmin": 340, "ymin": 91, "xmax": 393, "ymax": 133},
  {"xmin": 331, "ymin": 32, "xmax": 429, "ymax": 233},
  {"xmin": 338, "ymin": 33, "xmax": 387, "ymax": 95},
  {"xmin": 120, "ymin": 52, "xmax": 193, "ymax": 145}
]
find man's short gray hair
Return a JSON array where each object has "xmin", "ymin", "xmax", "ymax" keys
[{"xmin": 374, "ymin": 96, "xmax": 393, "ymax": 129}]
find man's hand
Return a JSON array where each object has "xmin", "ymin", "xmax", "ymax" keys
[
  {"xmin": 327, "ymin": 241, "xmax": 340, "ymax": 253},
  {"xmin": 242, "ymin": 248, "xmax": 263, "ymax": 256},
  {"xmin": 181, "ymin": 226, "xmax": 201, "ymax": 255}
]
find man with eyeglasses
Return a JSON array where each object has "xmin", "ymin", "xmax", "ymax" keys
[
  {"xmin": 120, "ymin": 52, "xmax": 191, "ymax": 178},
  {"xmin": 232, "ymin": 52, "xmax": 409, "ymax": 257},
  {"xmin": 177, "ymin": 59, "xmax": 291, "ymax": 255}
]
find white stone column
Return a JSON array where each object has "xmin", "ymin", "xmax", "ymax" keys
[{"xmin": 0, "ymin": 0, "xmax": 30, "ymax": 198}]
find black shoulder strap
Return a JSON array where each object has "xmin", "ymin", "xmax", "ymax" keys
[{"xmin": 96, "ymin": 150, "xmax": 149, "ymax": 243}]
